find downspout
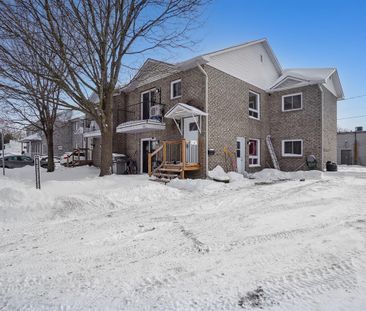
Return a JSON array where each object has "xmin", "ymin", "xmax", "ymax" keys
[
  {"xmin": 197, "ymin": 63, "xmax": 209, "ymax": 176},
  {"xmin": 318, "ymin": 85, "xmax": 324, "ymax": 170}
]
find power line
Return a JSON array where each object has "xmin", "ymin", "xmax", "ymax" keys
[
  {"xmin": 339, "ymin": 94, "xmax": 366, "ymax": 101},
  {"xmin": 337, "ymin": 114, "xmax": 366, "ymax": 120}
]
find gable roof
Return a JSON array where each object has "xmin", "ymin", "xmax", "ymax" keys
[
  {"xmin": 120, "ymin": 38, "xmax": 282, "ymax": 92},
  {"xmin": 201, "ymin": 38, "xmax": 282, "ymax": 75},
  {"xmin": 269, "ymin": 68, "xmax": 344, "ymax": 99},
  {"xmin": 119, "ymin": 39, "xmax": 343, "ymax": 98}
]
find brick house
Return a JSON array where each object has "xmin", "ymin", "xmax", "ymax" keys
[{"xmin": 102, "ymin": 38, "xmax": 344, "ymax": 178}]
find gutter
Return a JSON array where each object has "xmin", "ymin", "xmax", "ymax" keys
[
  {"xmin": 197, "ymin": 63, "xmax": 209, "ymax": 176},
  {"xmin": 318, "ymin": 84, "xmax": 325, "ymax": 170}
]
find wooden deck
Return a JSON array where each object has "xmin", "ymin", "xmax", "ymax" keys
[{"xmin": 148, "ymin": 139, "xmax": 200, "ymax": 180}]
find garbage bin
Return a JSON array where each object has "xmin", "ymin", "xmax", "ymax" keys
[
  {"xmin": 116, "ymin": 158, "xmax": 127, "ymax": 174},
  {"xmin": 326, "ymin": 161, "xmax": 337, "ymax": 172},
  {"xmin": 112, "ymin": 154, "xmax": 128, "ymax": 175}
]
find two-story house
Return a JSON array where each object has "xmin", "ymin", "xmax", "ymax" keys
[
  {"xmin": 107, "ymin": 38, "xmax": 343, "ymax": 179},
  {"xmin": 20, "ymin": 110, "xmax": 88, "ymax": 158}
]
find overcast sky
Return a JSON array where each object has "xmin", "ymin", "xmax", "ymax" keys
[{"xmin": 165, "ymin": 0, "xmax": 366, "ymax": 131}]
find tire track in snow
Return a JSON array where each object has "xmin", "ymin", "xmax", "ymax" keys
[
  {"xmin": 259, "ymin": 255, "xmax": 361, "ymax": 306},
  {"xmin": 224, "ymin": 223, "xmax": 330, "ymax": 251},
  {"xmin": 179, "ymin": 225, "xmax": 210, "ymax": 254}
]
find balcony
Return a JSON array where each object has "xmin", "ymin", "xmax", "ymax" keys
[
  {"xmin": 83, "ymin": 121, "xmax": 101, "ymax": 138},
  {"xmin": 116, "ymin": 101, "xmax": 166, "ymax": 134}
]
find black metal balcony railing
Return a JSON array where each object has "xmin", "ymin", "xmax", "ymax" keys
[{"xmin": 124, "ymin": 101, "xmax": 165, "ymax": 122}]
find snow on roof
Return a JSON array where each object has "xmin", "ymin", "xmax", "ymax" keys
[
  {"xmin": 57, "ymin": 109, "xmax": 85, "ymax": 122},
  {"xmin": 119, "ymin": 39, "xmax": 343, "ymax": 98},
  {"xmin": 20, "ymin": 133, "xmax": 42, "ymax": 142},
  {"xmin": 120, "ymin": 39, "xmax": 281, "ymax": 92},
  {"xmin": 281, "ymin": 68, "xmax": 335, "ymax": 82},
  {"xmin": 269, "ymin": 68, "xmax": 344, "ymax": 99}
]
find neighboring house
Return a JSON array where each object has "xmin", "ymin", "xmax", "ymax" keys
[
  {"xmin": 337, "ymin": 128, "xmax": 366, "ymax": 165},
  {"xmin": 21, "ymin": 110, "xmax": 88, "ymax": 158},
  {"xmin": 20, "ymin": 132, "xmax": 43, "ymax": 157},
  {"xmin": 107, "ymin": 38, "xmax": 343, "ymax": 178}
]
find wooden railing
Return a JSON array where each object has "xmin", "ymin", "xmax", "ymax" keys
[
  {"xmin": 148, "ymin": 144, "xmax": 164, "ymax": 177},
  {"xmin": 148, "ymin": 139, "xmax": 198, "ymax": 176}
]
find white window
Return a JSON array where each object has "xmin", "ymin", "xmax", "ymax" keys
[
  {"xmin": 171, "ymin": 79, "xmax": 182, "ymax": 99},
  {"xmin": 249, "ymin": 91, "xmax": 260, "ymax": 119},
  {"xmin": 249, "ymin": 139, "xmax": 260, "ymax": 167},
  {"xmin": 282, "ymin": 139, "xmax": 303, "ymax": 157},
  {"xmin": 282, "ymin": 93, "xmax": 302, "ymax": 111}
]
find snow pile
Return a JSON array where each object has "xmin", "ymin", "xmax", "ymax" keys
[
  {"xmin": 2, "ymin": 140, "xmax": 21, "ymax": 156},
  {"xmin": 208, "ymin": 165, "xmax": 230, "ymax": 182},
  {"xmin": 252, "ymin": 168, "xmax": 323, "ymax": 183}
]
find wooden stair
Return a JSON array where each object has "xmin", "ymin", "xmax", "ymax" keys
[{"xmin": 151, "ymin": 163, "xmax": 182, "ymax": 183}]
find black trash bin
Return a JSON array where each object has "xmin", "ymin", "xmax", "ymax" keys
[
  {"xmin": 113, "ymin": 155, "xmax": 128, "ymax": 174},
  {"xmin": 326, "ymin": 161, "xmax": 337, "ymax": 172}
]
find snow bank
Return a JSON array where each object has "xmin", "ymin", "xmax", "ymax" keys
[
  {"xmin": 207, "ymin": 165, "xmax": 230, "ymax": 182},
  {"xmin": 252, "ymin": 168, "xmax": 323, "ymax": 182}
]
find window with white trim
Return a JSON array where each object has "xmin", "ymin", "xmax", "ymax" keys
[
  {"xmin": 282, "ymin": 140, "xmax": 303, "ymax": 157},
  {"xmin": 249, "ymin": 91, "xmax": 260, "ymax": 119},
  {"xmin": 171, "ymin": 79, "xmax": 182, "ymax": 99},
  {"xmin": 282, "ymin": 93, "xmax": 302, "ymax": 111},
  {"xmin": 249, "ymin": 139, "xmax": 260, "ymax": 167}
]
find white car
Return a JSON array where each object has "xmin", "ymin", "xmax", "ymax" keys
[{"xmin": 60, "ymin": 150, "xmax": 86, "ymax": 165}]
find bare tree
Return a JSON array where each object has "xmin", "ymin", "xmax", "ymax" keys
[
  {"xmin": 0, "ymin": 0, "xmax": 208, "ymax": 176},
  {"xmin": 0, "ymin": 41, "xmax": 62, "ymax": 172}
]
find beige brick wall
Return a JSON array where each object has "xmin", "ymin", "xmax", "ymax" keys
[
  {"xmin": 119, "ymin": 67, "xmax": 207, "ymax": 177},
  {"xmin": 205, "ymin": 65, "xmax": 271, "ymax": 173},
  {"xmin": 114, "ymin": 66, "xmax": 335, "ymax": 176},
  {"xmin": 269, "ymin": 85, "xmax": 323, "ymax": 171}
]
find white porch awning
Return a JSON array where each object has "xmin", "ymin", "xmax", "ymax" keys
[
  {"xmin": 164, "ymin": 103, "xmax": 207, "ymax": 120},
  {"xmin": 165, "ymin": 103, "xmax": 207, "ymax": 135},
  {"xmin": 83, "ymin": 130, "xmax": 101, "ymax": 138},
  {"xmin": 20, "ymin": 133, "xmax": 42, "ymax": 142},
  {"xmin": 116, "ymin": 119, "xmax": 166, "ymax": 134}
]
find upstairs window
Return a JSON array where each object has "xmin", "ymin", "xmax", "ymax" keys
[
  {"xmin": 249, "ymin": 91, "xmax": 260, "ymax": 119},
  {"xmin": 282, "ymin": 139, "xmax": 303, "ymax": 157},
  {"xmin": 249, "ymin": 139, "xmax": 260, "ymax": 167},
  {"xmin": 171, "ymin": 79, "xmax": 182, "ymax": 99},
  {"xmin": 282, "ymin": 93, "xmax": 302, "ymax": 111}
]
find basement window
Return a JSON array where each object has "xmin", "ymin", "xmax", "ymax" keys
[
  {"xmin": 282, "ymin": 93, "xmax": 302, "ymax": 111},
  {"xmin": 249, "ymin": 139, "xmax": 260, "ymax": 167},
  {"xmin": 249, "ymin": 91, "xmax": 260, "ymax": 120},
  {"xmin": 282, "ymin": 139, "xmax": 303, "ymax": 157}
]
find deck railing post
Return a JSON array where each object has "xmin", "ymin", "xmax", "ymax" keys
[
  {"xmin": 148, "ymin": 153, "xmax": 152, "ymax": 177},
  {"xmin": 163, "ymin": 141, "xmax": 167, "ymax": 162},
  {"xmin": 182, "ymin": 139, "xmax": 186, "ymax": 169}
]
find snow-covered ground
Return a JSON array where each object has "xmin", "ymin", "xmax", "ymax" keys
[{"xmin": 0, "ymin": 165, "xmax": 366, "ymax": 310}]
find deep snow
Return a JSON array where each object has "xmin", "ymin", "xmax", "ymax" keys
[{"xmin": 0, "ymin": 165, "xmax": 366, "ymax": 310}]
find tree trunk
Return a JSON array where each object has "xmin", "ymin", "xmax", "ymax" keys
[
  {"xmin": 46, "ymin": 129, "xmax": 55, "ymax": 172},
  {"xmin": 99, "ymin": 94, "xmax": 113, "ymax": 177}
]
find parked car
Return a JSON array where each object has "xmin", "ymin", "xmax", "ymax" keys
[
  {"xmin": 60, "ymin": 150, "xmax": 86, "ymax": 166},
  {"xmin": 0, "ymin": 155, "xmax": 34, "ymax": 169},
  {"xmin": 40, "ymin": 156, "xmax": 60, "ymax": 168}
]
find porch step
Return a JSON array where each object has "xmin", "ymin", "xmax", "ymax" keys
[
  {"xmin": 149, "ymin": 177, "xmax": 171, "ymax": 184},
  {"xmin": 154, "ymin": 172, "xmax": 179, "ymax": 179},
  {"xmin": 158, "ymin": 167, "xmax": 183, "ymax": 173}
]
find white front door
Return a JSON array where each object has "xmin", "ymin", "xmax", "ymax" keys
[
  {"xmin": 236, "ymin": 137, "xmax": 246, "ymax": 173},
  {"xmin": 184, "ymin": 117, "xmax": 199, "ymax": 163}
]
